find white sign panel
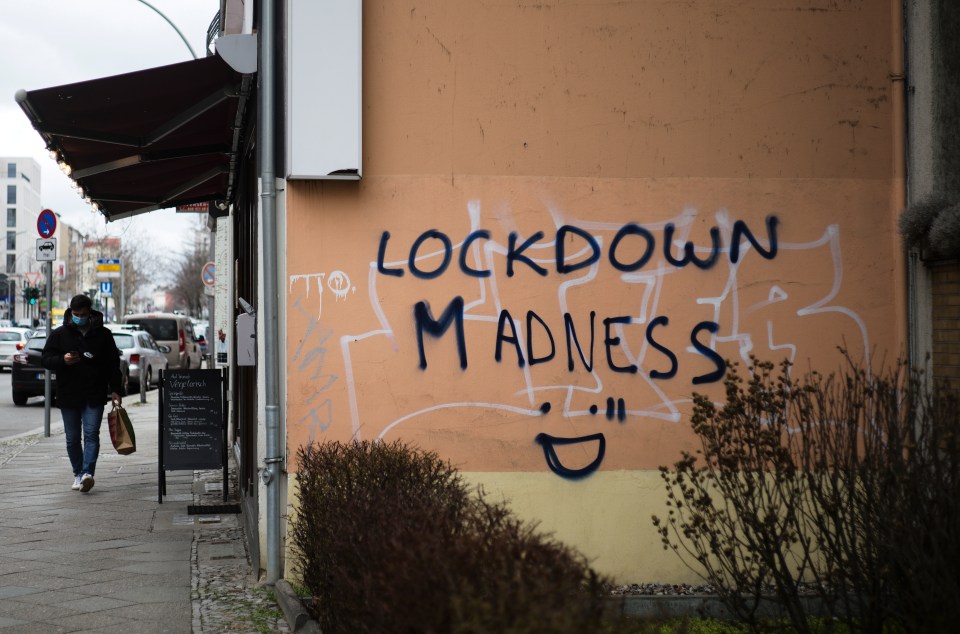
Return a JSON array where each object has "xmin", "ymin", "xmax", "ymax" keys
[
  {"xmin": 286, "ymin": 0, "xmax": 361, "ymax": 179},
  {"xmin": 36, "ymin": 237, "xmax": 56, "ymax": 262}
]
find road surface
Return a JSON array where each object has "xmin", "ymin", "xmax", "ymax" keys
[{"xmin": 0, "ymin": 370, "xmax": 57, "ymax": 439}]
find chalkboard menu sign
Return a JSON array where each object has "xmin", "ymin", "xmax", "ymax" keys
[{"xmin": 161, "ymin": 369, "xmax": 223, "ymax": 471}]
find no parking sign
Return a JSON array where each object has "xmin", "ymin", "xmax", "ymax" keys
[{"xmin": 201, "ymin": 262, "xmax": 216, "ymax": 287}]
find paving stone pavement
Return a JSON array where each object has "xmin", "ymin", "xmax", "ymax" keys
[{"xmin": 0, "ymin": 392, "xmax": 290, "ymax": 633}]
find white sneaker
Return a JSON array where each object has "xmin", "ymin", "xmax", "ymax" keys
[
  {"xmin": 79, "ymin": 474, "xmax": 95, "ymax": 493},
  {"xmin": 71, "ymin": 476, "xmax": 82, "ymax": 491}
]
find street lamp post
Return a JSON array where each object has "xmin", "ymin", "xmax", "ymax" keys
[{"xmin": 134, "ymin": 0, "xmax": 198, "ymax": 59}]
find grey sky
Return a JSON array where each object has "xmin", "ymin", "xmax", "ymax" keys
[{"xmin": 0, "ymin": 0, "xmax": 220, "ymax": 256}]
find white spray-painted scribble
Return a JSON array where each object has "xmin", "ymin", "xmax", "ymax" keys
[{"xmin": 287, "ymin": 201, "xmax": 870, "ymax": 468}]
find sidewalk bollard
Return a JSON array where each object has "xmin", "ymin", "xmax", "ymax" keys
[{"xmin": 140, "ymin": 370, "xmax": 147, "ymax": 403}]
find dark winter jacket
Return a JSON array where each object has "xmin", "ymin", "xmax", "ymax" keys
[{"xmin": 41, "ymin": 308, "xmax": 123, "ymax": 408}]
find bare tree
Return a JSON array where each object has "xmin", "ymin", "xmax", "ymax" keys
[
  {"xmin": 170, "ymin": 240, "xmax": 208, "ymax": 317},
  {"xmin": 119, "ymin": 231, "xmax": 166, "ymax": 315},
  {"xmin": 80, "ymin": 223, "xmax": 165, "ymax": 316}
]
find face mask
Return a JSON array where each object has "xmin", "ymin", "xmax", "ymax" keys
[{"xmin": 71, "ymin": 315, "xmax": 89, "ymax": 327}]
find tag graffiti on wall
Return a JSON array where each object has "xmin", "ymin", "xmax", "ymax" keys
[
  {"xmin": 288, "ymin": 203, "xmax": 870, "ymax": 479},
  {"xmin": 378, "ymin": 216, "xmax": 777, "ymax": 381}
]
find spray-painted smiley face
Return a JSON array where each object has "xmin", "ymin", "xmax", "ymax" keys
[{"xmin": 534, "ymin": 432, "xmax": 606, "ymax": 479}]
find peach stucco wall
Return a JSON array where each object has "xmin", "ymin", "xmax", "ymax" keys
[{"xmin": 283, "ymin": 0, "xmax": 905, "ymax": 581}]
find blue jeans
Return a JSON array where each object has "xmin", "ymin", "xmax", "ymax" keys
[{"xmin": 62, "ymin": 403, "xmax": 105, "ymax": 477}]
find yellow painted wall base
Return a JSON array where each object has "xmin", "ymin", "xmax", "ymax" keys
[
  {"xmin": 461, "ymin": 470, "xmax": 702, "ymax": 584},
  {"xmin": 285, "ymin": 469, "xmax": 701, "ymax": 584}
]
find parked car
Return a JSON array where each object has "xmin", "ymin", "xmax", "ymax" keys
[
  {"xmin": 193, "ymin": 322, "xmax": 209, "ymax": 359},
  {"xmin": 11, "ymin": 334, "xmax": 52, "ymax": 405},
  {"xmin": 11, "ymin": 334, "xmax": 130, "ymax": 406},
  {"xmin": 111, "ymin": 329, "xmax": 169, "ymax": 392},
  {"xmin": 0, "ymin": 327, "xmax": 34, "ymax": 372},
  {"xmin": 122, "ymin": 313, "xmax": 203, "ymax": 370}
]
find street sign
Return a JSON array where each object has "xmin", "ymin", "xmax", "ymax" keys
[
  {"xmin": 36, "ymin": 237, "xmax": 57, "ymax": 262},
  {"xmin": 37, "ymin": 209, "xmax": 57, "ymax": 239},
  {"xmin": 97, "ymin": 258, "xmax": 121, "ymax": 278},
  {"xmin": 176, "ymin": 202, "xmax": 209, "ymax": 213},
  {"xmin": 100, "ymin": 281, "xmax": 113, "ymax": 297},
  {"xmin": 201, "ymin": 261, "xmax": 216, "ymax": 287}
]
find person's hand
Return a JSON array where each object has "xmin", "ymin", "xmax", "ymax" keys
[
  {"xmin": 111, "ymin": 392, "xmax": 122, "ymax": 405},
  {"xmin": 64, "ymin": 351, "xmax": 81, "ymax": 365}
]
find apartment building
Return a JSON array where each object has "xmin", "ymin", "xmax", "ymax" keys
[{"xmin": 0, "ymin": 157, "xmax": 42, "ymax": 323}]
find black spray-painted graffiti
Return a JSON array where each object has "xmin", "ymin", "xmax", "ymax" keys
[{"xmin": 376, "ymin": 216, "xmax": 779, "ymax": 478}]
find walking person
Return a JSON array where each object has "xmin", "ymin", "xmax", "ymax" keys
[{"xmin": 42, "ymin": 294, "xmax": 123, "ymax": 493}]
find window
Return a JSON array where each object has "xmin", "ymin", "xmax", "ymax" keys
[
  {"xmin": 5, "ymin": 231, "xmax": 14, "ymax": 251},
  {"xmin": 126, "ymin": 319, "xmax": 178, "ymax": 341},
  {"xmin": 6, "ymin": 208, "xmax": 13, "ymax": 228},
  {"xmin": 6, "ymin": 163, "xmax": 15, "ymax": 178},
  {"xmin": 6, "ymin": 185, "xmax": 14, "ymax": 204},
  {"xmin": 5, "ymin": 254, "xmax": 14, "ymax": 274}
]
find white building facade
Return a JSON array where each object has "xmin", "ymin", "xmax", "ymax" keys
[{"xmin": 0, "ymin": 157, "xmax": 42, "ymax": 324}]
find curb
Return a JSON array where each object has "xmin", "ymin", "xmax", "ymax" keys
[
  {"xmin": 614, "ymin": 594, "xmax": 828, "ymax": 620},
  {"xmin": 276, "ymin": 580, "xmax": 320, "ymax": 633},
  {"xmin": 275, "ymin": 584, "xmax": 828, "ymax": 631}
]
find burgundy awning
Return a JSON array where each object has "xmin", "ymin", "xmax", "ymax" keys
[{"xmin": 17, "ymin": 53, "xmax": 252, "ymax": 221}]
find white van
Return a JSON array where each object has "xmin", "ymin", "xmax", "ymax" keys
[{"xmin": 122, "ymin": 312, "xmax": 203, "ymax": 370}]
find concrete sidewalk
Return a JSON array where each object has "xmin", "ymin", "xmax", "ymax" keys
[{"xmin": 0, "ymin": 391, "xmax": 288, "ymax": 633}]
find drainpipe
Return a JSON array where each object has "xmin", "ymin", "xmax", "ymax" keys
[
  {"xmin": 258, "ymin": 0, "xmax": 283, "ymax": 584},
  {"xmin": 896, "ymin": 0, "xmax": 912, "ymax": 365},
  {"xmin": 902, "ymin": 0, "xmax": 933, "ymax": 373}
]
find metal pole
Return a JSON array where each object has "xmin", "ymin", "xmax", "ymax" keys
[
  {"xmin": 120, "ymin": 260, "xmax": 125, "ymax": 321},
  {"xmin": 207, "ymin": 226, "xmax": 215, "ymax": 369},
  {"xmin": 140, "ymin": 360, "xmax": 147, "ymax": 403},
  {"xmin": 44, "ymin": 261, "xmax": 52, "ymax": 437},
  {"xmin": 259, "ymin": 0, "xmax": 283, "ymax": 585}
]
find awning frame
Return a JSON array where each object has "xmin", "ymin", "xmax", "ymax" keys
[{"xmin": 17, "ymin": 51, "xmax": 254, "ymax": 221}]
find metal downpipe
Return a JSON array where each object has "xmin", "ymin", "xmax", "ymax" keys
[{"xmin": 258, "ymin": 0, "xmax": 283, "ymax": 584}]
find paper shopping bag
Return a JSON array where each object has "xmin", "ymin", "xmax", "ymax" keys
[{"xmin": 108, "ymin": 402, "xmax": 137, "ymax": 455}]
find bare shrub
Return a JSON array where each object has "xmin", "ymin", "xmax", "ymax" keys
[
  {"xmin": 290, "ymin": 439, "xmax": 630, "ymax": 634},
  {"xmin": 898, "ymin": 196, "xmax": 948, "ymax": 249},
  {"xmin": 654, "ymin": 356, "xmax": 960, "ymax": 634},
  {"xmin": 898, "ymin": 196, "xmax": 960, "ymax": 259},
  {"xmin": 927, "ymin": 202, "xmax": 960, "ymax": 258},
  {"xmin": 653, "ymin": 360, "xmax": 815, "ymax": 633}
]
